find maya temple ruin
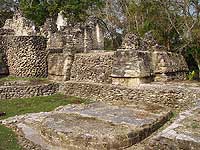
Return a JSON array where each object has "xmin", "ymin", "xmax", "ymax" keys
[{"xmin": 0, "ymin": 11, "xmax": 200, "ymax": 150}]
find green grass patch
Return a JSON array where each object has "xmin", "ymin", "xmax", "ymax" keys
[
  {"xmin": 0, "ymin": 124, "xmax": 21, "ymax": 150},
  {"xmin": 0, "ymin": 94, "xmax": 89, "ymax": 150},
  {"xmin": 0, "ymin": 94, "xmax": 88, "ymax": 120}
]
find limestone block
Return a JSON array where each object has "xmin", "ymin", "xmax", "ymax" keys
[
  {"xmin": 48, "ymin": 53, "xmax": 73, "ymax": 81},
  {"xmin": 152, "ymin": 51, "xmax": 188, "ymax": 81},
  {"xmin": 152, "ymin": 51, "xmax": 188, "ymax": 73},
  {"xmin": 47, "ymin": 32, "xmax": 64, "ymax": 49},
  {"xmin": 112, "ymin": 49, "xmax": 153, "ymax": 78}
]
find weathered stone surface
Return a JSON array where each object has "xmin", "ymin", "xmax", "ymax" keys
[
  {"xmin": 0, "ymin": 81, "xmax": 59, "ymax": 100},
  {"xmin": 70, "ymin": 52, "xmax": 114, "ymax": 84},
  {"xmin": 6, "ymin": 36, "xmax": 48, "ymax": 78},
  {"xmin": 48, "ymin": 53, "xmax": 74, "ymax": 81},
  {"xmin": 1, "ymin": 102, "xmax": 171, "ymax": 150},
  {"xmin": 121, "ymin": 33, "xmax": 146, "ymax": 50},
  {"xmin": 0, "ymin": 35, "xmax": 9, "ymax": 76},
  {"xmin": 40, "ymin": 18, "xmax": 57, "ymax": 38},
  {"xmin": 3, "ymin": 11, "xmax": 36, "ymax": 36},
  {"xmin": 147, "ymin": 102, "xmax": 200, "ymax": 150},
  {"xmin": 111, "ymin": 48, "xmax": 154, "ymax": 86},
  {"xmin": 112, "ymin": 50, "xmax": 153, "ymax": 78},
  {"xmin": 0, "ymin": 28, "xmax": 14, "ymax": 35},
  {"xmin": 112, "ymin": 32, "xmax": 189, "ymax": 86},
  {"xmin": 60, "ymin": 81, "xmax": 200, "ymax": 110},
  {"xmin": 47, "ymin": 32, "xmax": 66, "ymax": 50},
  {"xmin": 47, "ymin": 14, "xmax": 104, "ymax": 53},
  {"xmin": 152, "ymin": 51, "xmax": 189, "ymax": 81}
]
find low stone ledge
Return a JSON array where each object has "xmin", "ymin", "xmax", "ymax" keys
[
  {"xmin": 59, "ymin": 81, "xmax": 200, "ymax": 110},
  {"xmin": 146, "ymin": 102, "xmax": 200, "ymax": 150},
  {"xmin": 1, "ymin": 102, "xmax": 172, "ymax": 150},
  {"xmin": 0, "ymin": 82, "xmax": 59, "ymax": 100}
]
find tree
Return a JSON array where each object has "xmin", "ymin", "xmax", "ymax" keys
[{"xmin": 19, "ymin": 0, "xmax": 104, "ymax": 26}]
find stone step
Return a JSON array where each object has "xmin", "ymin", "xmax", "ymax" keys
[
  {"xmin": 147, "ymin": 102, "xmax": 200, "ymax": 150},
  {"xmin": 2, "ymin": 102, "xmax": 172, "ymax": 150}
]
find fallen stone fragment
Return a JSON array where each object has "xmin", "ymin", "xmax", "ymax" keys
[{"xmin": 2, "ymin": 102, "xmax": 172, "ymax": 150}]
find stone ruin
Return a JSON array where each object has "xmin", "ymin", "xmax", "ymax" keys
[
  {"xmin": 43, "ymin": 13, "xmax": 104, "ymax": 53},
  {"xmin": 48, "ymin": 31, "xmax": 188, "ymax": 86},
  {"xmin": 111, "ymin": 32, "xmax": 189, "ymax": 87},
  {"xmin": 0, "ymin": 11, "xmax": 105, "ymax": 78},
  {"xmin": 1, "ymin": 11, "xmax": 200, "ymax": 150},
  {"xmin": 0, "ymin": 11, "xmax": 189, "ymax": 84}
]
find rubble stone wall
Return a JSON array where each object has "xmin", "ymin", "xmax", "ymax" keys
[
  {"xmin": 70, "ymin": 52, "xmax": 114, "ymax": 84},
  {"xmin": 6, "ymin": 36, "xmax": 48, "ymax": 78},
  {"xmin": 152, "ymin": 51, "xmax": 189, "ymax": 81},
  {"xmin": 3, "ymin": 11, "xmax": 36, "ymax": 36},
  {"xmin": 0, "ymin": 83, "xmax": 59, "ymax": 100},
  {"xmin": 60, "ymin": 81, "xmax": 200, "ymax": 110}
]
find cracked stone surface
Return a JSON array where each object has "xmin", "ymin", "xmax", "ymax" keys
[
  {"xmin": 147, "ymin": 102, "xmax": 200, "ymax": 150},
  {"xmin": 1, "ymin": 102, "xmax": 172, "ymax": 150}
]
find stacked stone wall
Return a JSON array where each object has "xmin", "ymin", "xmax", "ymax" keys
[
  {"xmin": 6, "ymin": 36, "xmax": 48, "ymax": 78},
  {"xmin": 0, "ymin": 83, "xmax": 59, "ymax": 100},
  {"xmin": 60, "ymin": 81, "xmax": 200, "ymax": 110},
  {"xmin": 70, "ymin": 52, "xmax": 114, "ymax": 84}
]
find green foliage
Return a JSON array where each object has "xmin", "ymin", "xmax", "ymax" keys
[
  {"xmin": 187, "ymin": 71, "xmax": 196, "ymax": 81},
  {"xmin": 19, "ymin": 0, "xmax": 104, "ymax": 26}
]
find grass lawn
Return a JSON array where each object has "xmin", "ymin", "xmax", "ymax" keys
[{"xmin": 0, "ymin": 94, "xmax": 89, "ymax": 150}]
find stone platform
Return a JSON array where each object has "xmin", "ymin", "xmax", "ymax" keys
[
  {"xmin": 147, "ymin": 101, "xmax": 200, "ymax": 150},
  {"xmin": 1, "ymin": 102, "xmax": 172, "ymax": 150}
]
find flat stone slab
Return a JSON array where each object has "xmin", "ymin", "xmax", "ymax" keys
[
  {"xmin": 147, "ymin": 101, "xmax": 200, "ymax": 150},
  {"xmin": 1, "ymin": 102, "xmax": 172, "ymax": 150}
]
